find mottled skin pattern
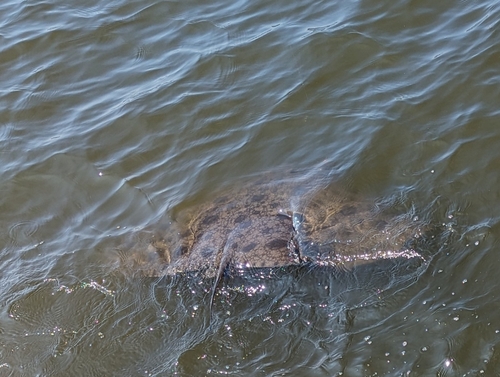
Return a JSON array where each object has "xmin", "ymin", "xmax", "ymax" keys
[
  {"xmin": 146, "ymin": 175, "xmax": 427, "ymax": 280},
  {"xmin": 152, "ymin": 179, "xmax": 301, "ymax": 278}
]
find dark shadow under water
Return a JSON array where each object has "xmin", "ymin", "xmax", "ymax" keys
[{"xmin": 148, "ymin": 256, "xmax": 428, "ymax": 376}]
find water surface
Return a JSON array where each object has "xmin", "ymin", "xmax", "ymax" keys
[{"xmin": 1, "ymin": 0, "xmax": 500, "ymax": 375}]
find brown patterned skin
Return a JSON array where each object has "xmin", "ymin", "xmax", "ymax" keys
[
  {"xmin": 152, "ymin": 178, "xmax": 301, "ymax": 278},
  {"xmin": 145, "ymin": 174, "xmax": 427, "ymax": 279}
]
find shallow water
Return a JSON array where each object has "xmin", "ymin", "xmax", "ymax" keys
[{"xmin": 1, "ymin": 0, "xmax": 500, "ymax": 375}]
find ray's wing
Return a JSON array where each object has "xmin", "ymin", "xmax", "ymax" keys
[{"xmin": 295, "ymin": 185, "xmax": 426, "ymax": 267}]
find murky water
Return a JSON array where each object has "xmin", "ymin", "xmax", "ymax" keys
[{"xmin": 1, "ymin": 0, "xmax": 500, "ymax": 375}]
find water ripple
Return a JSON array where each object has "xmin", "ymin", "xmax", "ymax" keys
[{"xmin": 2, "ymin": 0, "xmax": 500, "ymax": 374}]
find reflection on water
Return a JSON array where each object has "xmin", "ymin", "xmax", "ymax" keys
[{"xmin": 1, "ymin": 0, "xmax": 500, "ymax": 375}]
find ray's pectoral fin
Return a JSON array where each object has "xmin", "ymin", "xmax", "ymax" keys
[{"xmin": 150, "ymin": 237, "xmax": 170, "ymax": 264}]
